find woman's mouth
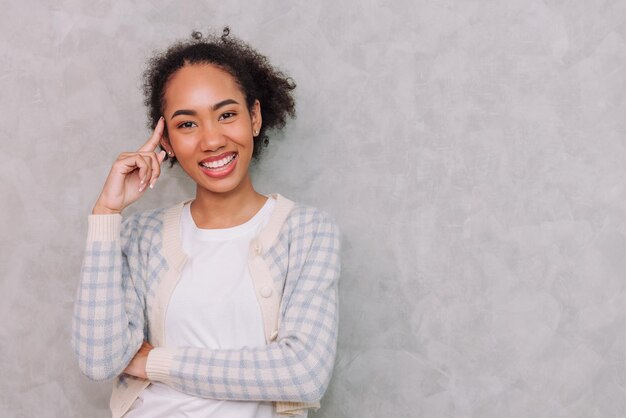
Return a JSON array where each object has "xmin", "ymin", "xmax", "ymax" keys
[{"xmin": 198, "ymin": 152, "xmax": 238, "ymax": 178}]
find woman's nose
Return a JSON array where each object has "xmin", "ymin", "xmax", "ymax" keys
[{"xmin": 199, "ymin": 124, "xmax": 226, "ymax": 151}]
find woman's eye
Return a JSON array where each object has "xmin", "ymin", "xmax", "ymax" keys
[
  {"xmin": 219, "ymin": 112, "xmax": 236, "ymax": 121},
  {"xmin": 178, "ymin": 121, "xmax": 196, "ymax": 129}
]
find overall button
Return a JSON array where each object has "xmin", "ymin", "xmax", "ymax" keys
[
  {"xmin": 260, "ymin": 286, "xmax": 273, "ymax": 298},
  {"xmin": 254, "ymin": 242, "xmax": 263, "ymax": 255}
]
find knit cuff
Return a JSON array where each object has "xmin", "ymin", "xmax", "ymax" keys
[
  {"xmin": 146, "ymin": 347, "xmax": 175, "ymax": 384},
  {"xmin": 87, "ymin": 214, "xmax": 122, "ymax": 241},
  {"xmin": 276, "ymin": 401, "xmax": 321, "ymax": 415}
]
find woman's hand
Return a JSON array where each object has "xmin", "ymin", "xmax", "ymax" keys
[
  {"xmin": 92, "ymin": 117, "xmax": 167, "ymax": 215},
  {"xmin": 124, "ymin": 340, "xmax": 154, "ymax": 380}
]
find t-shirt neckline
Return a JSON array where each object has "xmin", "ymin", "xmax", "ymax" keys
[{"xmin": 182, "ymin": 197, "xmax": 276, "ymax": 241}]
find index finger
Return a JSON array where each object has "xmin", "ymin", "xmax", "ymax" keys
[{"xmin": 138, "ymin": 116, "xmax": 165, "ymax": 152}]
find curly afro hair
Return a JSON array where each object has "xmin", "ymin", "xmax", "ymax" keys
[{"xmin": 143, "ymin": 27, "xmax": 296, "ymax": 163}]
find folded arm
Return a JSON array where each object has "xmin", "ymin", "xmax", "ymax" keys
[{"xmin": 145, "ymin": 210, "xmax": 341, "ymax": 403}]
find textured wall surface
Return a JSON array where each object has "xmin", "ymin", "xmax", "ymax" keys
[{"xmin": 2, "ymin": 0, "xmax": 626, "ymax": 417}]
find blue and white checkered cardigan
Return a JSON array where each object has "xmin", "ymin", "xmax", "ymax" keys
[{"xmin": 72, "ymin": 194, "xmax": 341, "ymax": 418}]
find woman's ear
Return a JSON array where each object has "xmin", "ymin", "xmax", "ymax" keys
[
  {"xmin": 251, "ymin": 100, "xmax": 262, "ymax": 135},
  {"xmin": 160, "ymin": 135, "xmax": 174, "ymax": 157}
]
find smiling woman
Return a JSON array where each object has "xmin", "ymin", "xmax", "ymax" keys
[
  {"xmin": 71, "ymin": 28, "xmax": 341, "ymax": 418},
  {"xmin": 163, "ymin": 64, "xmax": 261, "ymax": 206}
]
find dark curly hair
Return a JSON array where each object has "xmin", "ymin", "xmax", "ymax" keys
[{"xmin": 143, "ymin": 27, "xmax": 296, "ymax": 163}]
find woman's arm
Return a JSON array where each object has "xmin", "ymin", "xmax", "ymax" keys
[
  {"xmin": 143, "ymin": 209, "xmax": 341, "ymax": 403},
  {"xmin": 71, "ymin": 214, "xmax": 147, "ymax": 381},
  {"xmin": 71, "ymin": 120, "xmax": 166, "ymax": 381}
]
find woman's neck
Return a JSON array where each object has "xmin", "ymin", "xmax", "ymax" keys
[{"xmin": 190, "ymin": 179, "xmax": 267, "ymax": 229}]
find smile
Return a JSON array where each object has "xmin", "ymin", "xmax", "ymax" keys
[
  {"xmin": 200, "ymin": 153, "xmax": 237, "ymax": 169},
  {"xmin": 198, "ymin": 152, "xmax": 238, "ymax": 178}
]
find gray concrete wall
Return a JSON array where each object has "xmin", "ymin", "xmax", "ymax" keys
[{"xmin": 2, "ymin": 0, "xmax": 626, "ymax": 416}]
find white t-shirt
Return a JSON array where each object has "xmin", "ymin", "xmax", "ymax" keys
[{"xmin": 125, "ymin": 198, "xmax": 277, "ymax": 418}]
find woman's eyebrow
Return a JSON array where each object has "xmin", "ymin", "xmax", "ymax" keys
[
  {"xmin": 171, "ymin": 109, "xmax": 197, "ymax": 118},
  {"xmin": 212, "ymin": 98, "xmax": 239, "ymax": 110},
  {"xmin": 170, "ymin": 99, "xmax": 240, "ymax": 119}
]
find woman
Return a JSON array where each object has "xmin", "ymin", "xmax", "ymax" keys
[{"xmin": 71, "ymin": 28, "xmax": 341, "ymax": 418}]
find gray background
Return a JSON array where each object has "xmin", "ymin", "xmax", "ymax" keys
[{"xmin": 2, "ymin": 0, "xmax": 626, "ymax": 417}]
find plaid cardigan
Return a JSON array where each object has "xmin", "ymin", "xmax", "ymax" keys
[{"xmin": 72, "ymin": 194, "xmax": 341, "ymax": 418}]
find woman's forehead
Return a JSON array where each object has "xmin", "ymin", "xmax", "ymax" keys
[{"xmin": 164, "ymin": 64, "xmax": 245, "ymax": 109}]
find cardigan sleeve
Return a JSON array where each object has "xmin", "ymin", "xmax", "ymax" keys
[
  {"xmin": 71, "ymin": 214, "xmax": 147, "ymax": 381},
  {"xmin": 145, "ymin": 209, "xmax": 341, "ymax": 403}
]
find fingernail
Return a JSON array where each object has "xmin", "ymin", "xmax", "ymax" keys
[{"xmin": 149, "ymin": 182, "xmax": 155, "ymax": 189}]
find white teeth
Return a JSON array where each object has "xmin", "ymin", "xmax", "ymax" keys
[{"xmin": 201, "ymin": 154, "xmax": 235, "ymax": 169}]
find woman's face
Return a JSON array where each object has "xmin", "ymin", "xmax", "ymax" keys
[{"xmin": 161, "ymin": 63, "xmax": 261, "ymax": 197}]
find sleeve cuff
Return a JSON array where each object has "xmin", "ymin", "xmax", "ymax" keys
[
  {"xmin": 146, "ymin": 347, "xmax": 175, "ymax": 384},
  {"xmin": 276, "ymin": 401, "xmax": 321, "ymax": 415},
  {"xmin": 87, "ymin": 214, "xmax": 122, "ymax": 241}
]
